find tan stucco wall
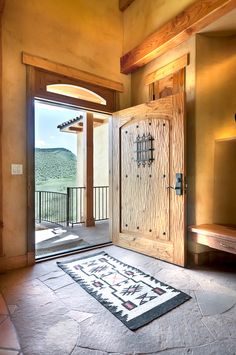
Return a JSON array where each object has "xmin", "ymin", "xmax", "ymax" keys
[
  {"xmin": 1, "ymin": 0, "xmax": 129, "ymax": 258},
  {"xmin": 123, "ymin": 0, "xmax": 196, "ymax": 52},
  {"xmin": 195, "ymin": 34, "xmax": 236, "ymax": 225},
  {"xmin": 76, "ymin": 122, "xmax": 109, "ymax": 187}
]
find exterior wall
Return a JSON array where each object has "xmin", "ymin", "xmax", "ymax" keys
[
  {"xmin": 1, "ymin": 0, "xmax": 130, "ymax": 260},
  {"xmin": 76, "ymin": 122, "xmax": 109, "ymax": 187},
  {"xmin": 123, "ymin": 0, "xmax": 196, "ymax": 52}
]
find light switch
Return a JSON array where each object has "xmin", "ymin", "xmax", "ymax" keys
[{"xmin": 11, "ymin": 164, "xmax": 23, "ymax": 175}]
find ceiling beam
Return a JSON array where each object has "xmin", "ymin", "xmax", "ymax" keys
[
  {"xmin": 120, "ymin": 0, "xmax": 236, "ymax": 74},
  {"xmin": 119, "ymin": 0, "xmax": 135, "ymax": 11},
  {"xmin": 69, "ymin": 127, "xmax": 83, "ymax": 132}
]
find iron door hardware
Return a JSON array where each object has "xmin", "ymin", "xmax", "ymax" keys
[{"xmin": 166, "ymin": 173, "xmax": 183, "ymax": 195}]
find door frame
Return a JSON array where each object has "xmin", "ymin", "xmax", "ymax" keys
[{"xmin": 26, "ymin": 65, "xmax": 117, "ymax": 261}]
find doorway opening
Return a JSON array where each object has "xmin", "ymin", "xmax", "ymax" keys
[{"xmin": 34, "ymin": 100, "xmax": 110, "ymax": 259}]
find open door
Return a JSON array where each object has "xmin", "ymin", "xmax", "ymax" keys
[{"xmin": 111, "ymin": 93, "xmax": 186, "ymax": 266}]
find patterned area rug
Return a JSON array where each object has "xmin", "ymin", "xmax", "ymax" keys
[{"xmin": 57, "ymin": 252, "xmax": 191, "ymax": 330}]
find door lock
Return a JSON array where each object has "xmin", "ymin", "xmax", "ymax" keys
[{"xmin": 166, "ymin": 173, "xmax": 183, "ymax": 195}]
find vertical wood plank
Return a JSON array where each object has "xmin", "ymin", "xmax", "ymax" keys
[
  {"xmin": 26, "ymin": 66, "xmax": 36, "ymax": 255},
  {"xmin": 83, "ymin": 112, "xmax": 95, "ymax": 226},
  {"xmin": 0, "ymin": 4, "xmax": 3, "ymax": 255}
]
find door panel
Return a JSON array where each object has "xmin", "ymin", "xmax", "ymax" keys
[{"xmin": 111, "ymin": 93, "xmax": 186, "ymax": 266}]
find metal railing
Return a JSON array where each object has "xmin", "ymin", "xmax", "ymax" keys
[
  {"xmin": 35, "ymin": 190, "xmax": 67, "ymax": 226},
  {"xmin": 35, "ymin": 186, "xmax": 109, "ymax": 227},
  {"xmin": 94, "ymin": 186, "xmax": 109, "ymax": 221},
  {"xmin": 66, "ymin": 186, "xmax": 85, "ymax": 226}
]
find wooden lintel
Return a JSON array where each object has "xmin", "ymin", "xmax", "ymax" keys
[
  {"xmin": 119, "ymin": 0, "xmax": 135, "ymax": 11},
  {"xmin": 22, "ymin": 52, "xmax": 124, "ymax": 92},
  {"xmin": 145, "ymin": 54, "xmax": 189, "ymax": 85},
  {"xmin": 121, "ymin": 0, "xmax": 236, "ymax": 74}
]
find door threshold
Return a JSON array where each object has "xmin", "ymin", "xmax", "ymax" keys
[{"xmin": 35, "ymin": 241, "xmax": 113, "ymax": 263}]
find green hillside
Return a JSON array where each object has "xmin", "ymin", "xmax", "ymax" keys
[{"xmin": 35, "ymin": 148, "xmax": 77, "ymax": 192}]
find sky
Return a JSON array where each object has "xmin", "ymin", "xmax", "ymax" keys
[{"xmin": 35, "ymin": 101, "xmax": 82, "ymax": 155}]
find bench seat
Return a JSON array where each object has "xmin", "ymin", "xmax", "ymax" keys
[{"xmin": 188, "ymin": 224, "xmax": 236, "ymax": 255}]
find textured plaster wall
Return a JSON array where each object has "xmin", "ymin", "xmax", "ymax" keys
[
  {"xmin": 123, "ymin": 0, "xmax": 196, "ymax": 52},
  {"xmin": 195, "ymin": 34, "xmax": 236, "ymax": 226},
  {"xmin": 1, "ymin": 0, "xmax": 129, "ymax": 258}
]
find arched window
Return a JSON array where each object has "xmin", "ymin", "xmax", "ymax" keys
[{"xmin": 46, "ymin": 84, "xmax": 106, "ymax": 105}]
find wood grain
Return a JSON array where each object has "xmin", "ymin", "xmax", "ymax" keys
[
  {"xmin": 145, "ymin": 54, "xmax": 189, "ymax": 85},
  {"xmin": 121, "ymin": 0, "xmax": 236, "ymax": 74},
  {"xmin": 0, "ymin": 5, "xmax": 3, "ymax": 256},
  {"xmin": 189, "ymin": 224, "xmax": 236, "ymax": 254},
  {"xmin": 22, "ymin": 52, "xmax": 124, "ymax": 92},
  {"xmin": 112, "ymin": 93, "xmax": 186, "ymax": 266}
]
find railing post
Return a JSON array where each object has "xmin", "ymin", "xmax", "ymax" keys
[
  {"xmin": 38, "ymin": 191, "xmax": 42, "ymax": 223},
  {"xmin": 66, "ymin": 187, "xmax": 70, "ymax": 226}
]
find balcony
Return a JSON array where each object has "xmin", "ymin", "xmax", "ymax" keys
[{"xmin": 35, "ymin": 186, "xmax": 110, "ymax": 258}]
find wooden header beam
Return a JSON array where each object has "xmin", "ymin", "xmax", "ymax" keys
[
  {"xmin": 121, "ymin": 0, "xmax": 236, "ymax": 74},
  {"xmin": 22, "ymin": 52, "xmax": 124, "ymax": 92}
]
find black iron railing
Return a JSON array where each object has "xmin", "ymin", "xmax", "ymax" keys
[
  {"xmin": 35, "ymin": 186, "xmax": 109, "ymax": 227},
  {"xmin": 35, "ymin": 190, "xmax": 67, "ymax": 226},
  {"xmin": 94, "ymin": 186, "xmax": 109, "ymax": 221}
]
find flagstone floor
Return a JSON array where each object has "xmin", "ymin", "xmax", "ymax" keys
[{"xmin": 0, "ymin": 245, "xmax": 235, "ymax": 355}]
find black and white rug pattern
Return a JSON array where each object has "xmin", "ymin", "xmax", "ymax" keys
[{"xmin": 57, "ymin": 252, "xmax": 190, "ymax": 330}]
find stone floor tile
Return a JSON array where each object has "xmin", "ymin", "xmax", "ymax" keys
[
  {"xmin": 0, "ymin": 350, "xmax": 20, "ymax": 355},
  {"xmin": 40, "ymin": 272, "xmax": 74, "ymax": 290},
  {"xmin": 154, "ymin": 268, "xmax": 201, "ymax": 291},
  {"xmin": 195, "ymin": 290, "xmax": 236, "ymax": 316},
  {"xmin": 72, "ymin": 348, "xmax": 109, "ymax": 355},
  {"xmin": 55, "ymin": 283, "xmax": 104, "ymax": 313},
  {"xmin": 0, "ymin": 293, "xmax": 8, "ymax": 315},
  {"xmin": 67, "ymin": 310, "xmax": 94, "ymax": 323},
  {"xmin": 0, "ymin": 318, "xmax": 21, "ymax": 350},
  {"xmin": 0, "ymin": 314, "xmax": 8, "ymax": 325},
  {"xmin": 201, "ymin": 304, "xmax": 236, "ymax": 339}
]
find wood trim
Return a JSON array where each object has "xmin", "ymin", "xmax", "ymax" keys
[
  {"xmin": 22, "ymin": 52, "xmax": 124, "ymax": 92},
  {"xmin": 83, "ymin": 112, "xmax": 95, "ymax": 227},
  {"xmin": 0, "ymin": 252, "xmax": 35, "ymax": 272},
  {"xmin": 145, "ymin": 54, "xmax": 189, "ymax": 85},
  {"xmin": 26, "ymin": 66, "xmax": 36, "ymax": 255},
  {"xmin": 121, "ymin": 0, "xmax": 236, "ymax": 74},
  {"xmin": 119, "ymin": 0, "xmax": 135, "ymax": 11},
  {"xmin": 0, "ymin": 6, "xmax": 3, "ymax": 256}
]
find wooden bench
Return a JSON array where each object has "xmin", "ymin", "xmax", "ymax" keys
[{"xmin": 188, "ymin": 224, "xmax": 236, "ymax": 255}]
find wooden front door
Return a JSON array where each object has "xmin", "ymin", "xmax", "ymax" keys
[{"xmin": 111, "ymin": 93, "xmax": 186, "ymax": 266}]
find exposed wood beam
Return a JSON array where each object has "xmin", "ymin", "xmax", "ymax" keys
[
  {"xmin": 22, "ymin": 52, "xmax": 124, "ymax": 92},
  {"xmin": 119, "ymin": 0, "xmax": 135, "ymax": 11},
  {"xmin": 121, "ymin": 0, "xmax": 236, "ymax": 74}
]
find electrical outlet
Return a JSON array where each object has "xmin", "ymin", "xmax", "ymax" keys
[{"xmin": 11, "ymin": 164, "xmax": 23, "ymax": 175}]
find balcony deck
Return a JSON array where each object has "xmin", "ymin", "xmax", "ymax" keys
[{"xmin": 35, "ymin": 220, "xmax": 110, "ymax": 258}]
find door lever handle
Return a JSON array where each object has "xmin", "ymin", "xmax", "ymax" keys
[
  {"xmin": 166, "ymin": 173, "xmax": 183, "ymax": 195},
  {"xmin": 166, "ymin": 186, "xmax": 175, "ymax": 190}
]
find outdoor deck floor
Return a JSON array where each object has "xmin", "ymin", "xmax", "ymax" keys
[{"xmin": 35, "ymin": 220, "xmax": 110, "ymax": 258}]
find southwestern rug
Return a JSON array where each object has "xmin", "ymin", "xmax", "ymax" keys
[{"xmin": 57, "ymin": 252, "xmax": 191, "ymax": 330}]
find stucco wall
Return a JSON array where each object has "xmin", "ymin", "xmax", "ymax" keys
[
  {"xmin": 195, "ymin": 34, "xmax": 236, "ymax": 226},
  {"xmin": 123, "ymin": 0, "xmax": 196, "ymax": 52},
  {"xmin": 76, "ymin": 122, "xmax": 109, "ymax": 187},
  {"xmin": 1, "ymin": 0, "xmax": 129, "ymax": 258}
]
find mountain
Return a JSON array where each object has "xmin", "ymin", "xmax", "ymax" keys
[{"xmin": 35, "ymin": 147, "xmax": 77, "ymax": 182}]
